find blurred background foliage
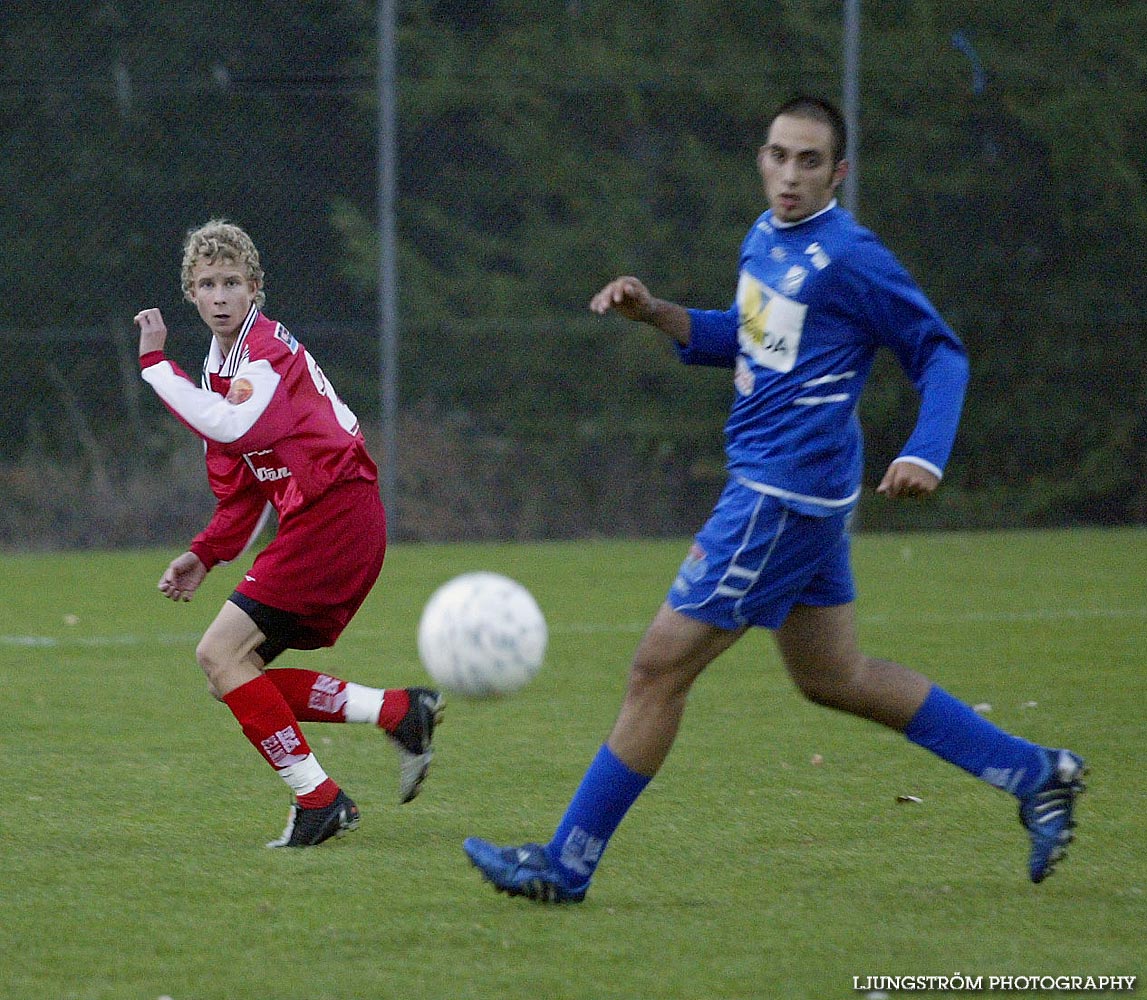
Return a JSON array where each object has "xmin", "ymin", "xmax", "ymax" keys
[{"xmin": 1, "ymin": 0, "xmax": 1144, "ymax": 548}]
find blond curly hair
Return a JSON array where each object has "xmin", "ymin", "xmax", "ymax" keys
[{"xmin": 180, "ymin": 219, "xmax": 266, "ymax": 308}]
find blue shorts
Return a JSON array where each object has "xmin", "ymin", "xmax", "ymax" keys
[{"xmin": 668, "ymin": 479, "xmax": 856, "ymax": 631}]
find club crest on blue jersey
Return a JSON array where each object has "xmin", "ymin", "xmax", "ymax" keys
[{"xmin": 780, "ymin": 265, "xmax": 809, "ymax": 296}]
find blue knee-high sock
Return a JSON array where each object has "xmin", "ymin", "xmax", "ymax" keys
[
  {"xmin": 546, "ymin": 744, "xmax": 651, "ymax": 886},
  {"xmin": 905, "ymin": 685, "xmax": 1049, "ymax": 796}
]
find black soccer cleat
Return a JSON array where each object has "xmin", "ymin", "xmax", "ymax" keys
[
  {"xmin": 266, "ymin": 789, "xmax": 360, "ymax": 848},
  {"xmin": 389, "ymin": 687, "xmax": 445, "ymax": 803}
]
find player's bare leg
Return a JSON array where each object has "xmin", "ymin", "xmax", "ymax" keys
[
  {"xmin": 607, "ymin": 603, "xmax": 746, "ymax": 775},
  {"xmin": 774, "ymin": 600, "xmax": 1086, "ymax": 883},
  {"xmin": 772, "ymin": 601, "xmax": 930, "ymax": 730},
  {"xmin": 464, "ymin": 605, "xmax": 744, "ymax": 902},
  {"xmin": 195, "ymin": 599, "xmax": 267, "ymax": 698},
  {"xmin": 196, "ymin": 600, "xmax": 356, "ymax": 846}
]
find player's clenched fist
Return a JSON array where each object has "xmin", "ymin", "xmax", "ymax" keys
[{"xmin": 134, "ymin": 307, "xmax": 169, "ymax": 357}]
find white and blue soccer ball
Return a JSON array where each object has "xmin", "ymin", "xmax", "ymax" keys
[{"xmin": 417, "ymin": 572, "xmax": 548, "ymax": 697}]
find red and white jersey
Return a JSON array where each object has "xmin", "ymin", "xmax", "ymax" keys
[{"xmin": 141, "ymin": 305, "xmax": 378, "ymax": 568}]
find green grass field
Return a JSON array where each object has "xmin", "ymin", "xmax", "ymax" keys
[{"xmin": 2, "ymin": 528, "xmax": 1144, "ymax": 999}]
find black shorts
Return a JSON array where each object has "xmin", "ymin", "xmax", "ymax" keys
[{"xmin": 228, "ymin": 591, "xmax": 331, "ymax": 665}]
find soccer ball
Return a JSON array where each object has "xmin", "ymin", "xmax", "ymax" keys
[{"xmin": 417, "ymin": 572, "xmax": 548, "ymax": 697}]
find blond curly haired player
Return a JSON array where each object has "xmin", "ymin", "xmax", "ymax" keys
[{"xmin": 136, "ymin": 220, "xmax": 443, "ymax": 847}]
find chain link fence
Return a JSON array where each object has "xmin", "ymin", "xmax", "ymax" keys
[{"xmin": 2, "ymin": 4, "xmax": 1143, "ymax": 550}]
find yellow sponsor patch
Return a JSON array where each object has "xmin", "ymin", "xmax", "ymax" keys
[{"xmin": 736, "ymin": 270, "xmax": 807, "ymax": 374}]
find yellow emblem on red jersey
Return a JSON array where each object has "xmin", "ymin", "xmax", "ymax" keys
[{"xmin": 226, "ymin": 378, "xmax": 254, "ymax": 405}]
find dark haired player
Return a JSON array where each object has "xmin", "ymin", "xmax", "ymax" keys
[{"xmin": 464, "ymin": 97, "xmax": 1084, "ymax": 901}]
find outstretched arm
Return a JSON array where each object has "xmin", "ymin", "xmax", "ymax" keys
[{"xmin": 589, "ymin": 276, "xmax": 692, "ymax": 346}]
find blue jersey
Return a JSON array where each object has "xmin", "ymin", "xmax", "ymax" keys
[{"xmin": 680, "ymin": 201, "xmax": 969, "ymax": 515}]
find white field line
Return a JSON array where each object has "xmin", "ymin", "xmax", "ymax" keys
[
  {"xmin": 554, "ymin": 606, "xmax": 1147, "ymax": 631},
  {"xmin": 0, "ymin": 631, "xmax": 203, "ymax": 649},
  {"xmin": 862, "ymin": 606, "xmax": 1147, "ymax": 625},
  {"xmin": 2, "ymin": 605, "xmax": 1146, "ymax": 650}
]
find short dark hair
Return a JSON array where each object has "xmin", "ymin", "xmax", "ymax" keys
[{"xmin": 773, "ymin": 95, "xmax": 848, "ymax": 165}]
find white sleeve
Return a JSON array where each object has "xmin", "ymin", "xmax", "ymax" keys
[{"xmin": 142, "ymin": 358, "xmax": 280, "ymax": 444}]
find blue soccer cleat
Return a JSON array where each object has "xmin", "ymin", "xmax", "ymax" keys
[
  {"xmin": 463, "ymin": 837, "xmax": 589, "ymax": 903},
  {"xmin": 1018, "ymin": 749, "xmax": 1087, "ymax": 883}
]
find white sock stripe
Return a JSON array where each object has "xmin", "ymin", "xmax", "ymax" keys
[
  {"xmin": 343, "ymin": 682, "xmax": 385, "ymax": 724},
  {"xmin": 277, "ymin": 753, "xmax": 329, "ymax": 796}
]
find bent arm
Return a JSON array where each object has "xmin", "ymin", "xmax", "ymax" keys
[
  {"xmin": 851, "ymin": 249, "xmax": 971, "ymax": 479},
  {"xmin": 895, "ymin": 336, "xmax": 970, "ymax": 476},
  {"xmin": 135, "ymin": 305, "xmax": 282, "ymax": 446},
  {"xmin": 140, "ymin": 355, "xmax": 280, "ymax": 444}
]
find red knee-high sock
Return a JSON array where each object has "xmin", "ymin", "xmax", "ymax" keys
[
  {"xmin": 267, "ymin": 668, "xmax": 411, "ymax": 732},
  {"xmin": 222, "ymin": 674, "xmax": 338, "ymax": 809},
  {"xmin": 267, "ymin": 668, "xmax": 349, "ymax": 722}
]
